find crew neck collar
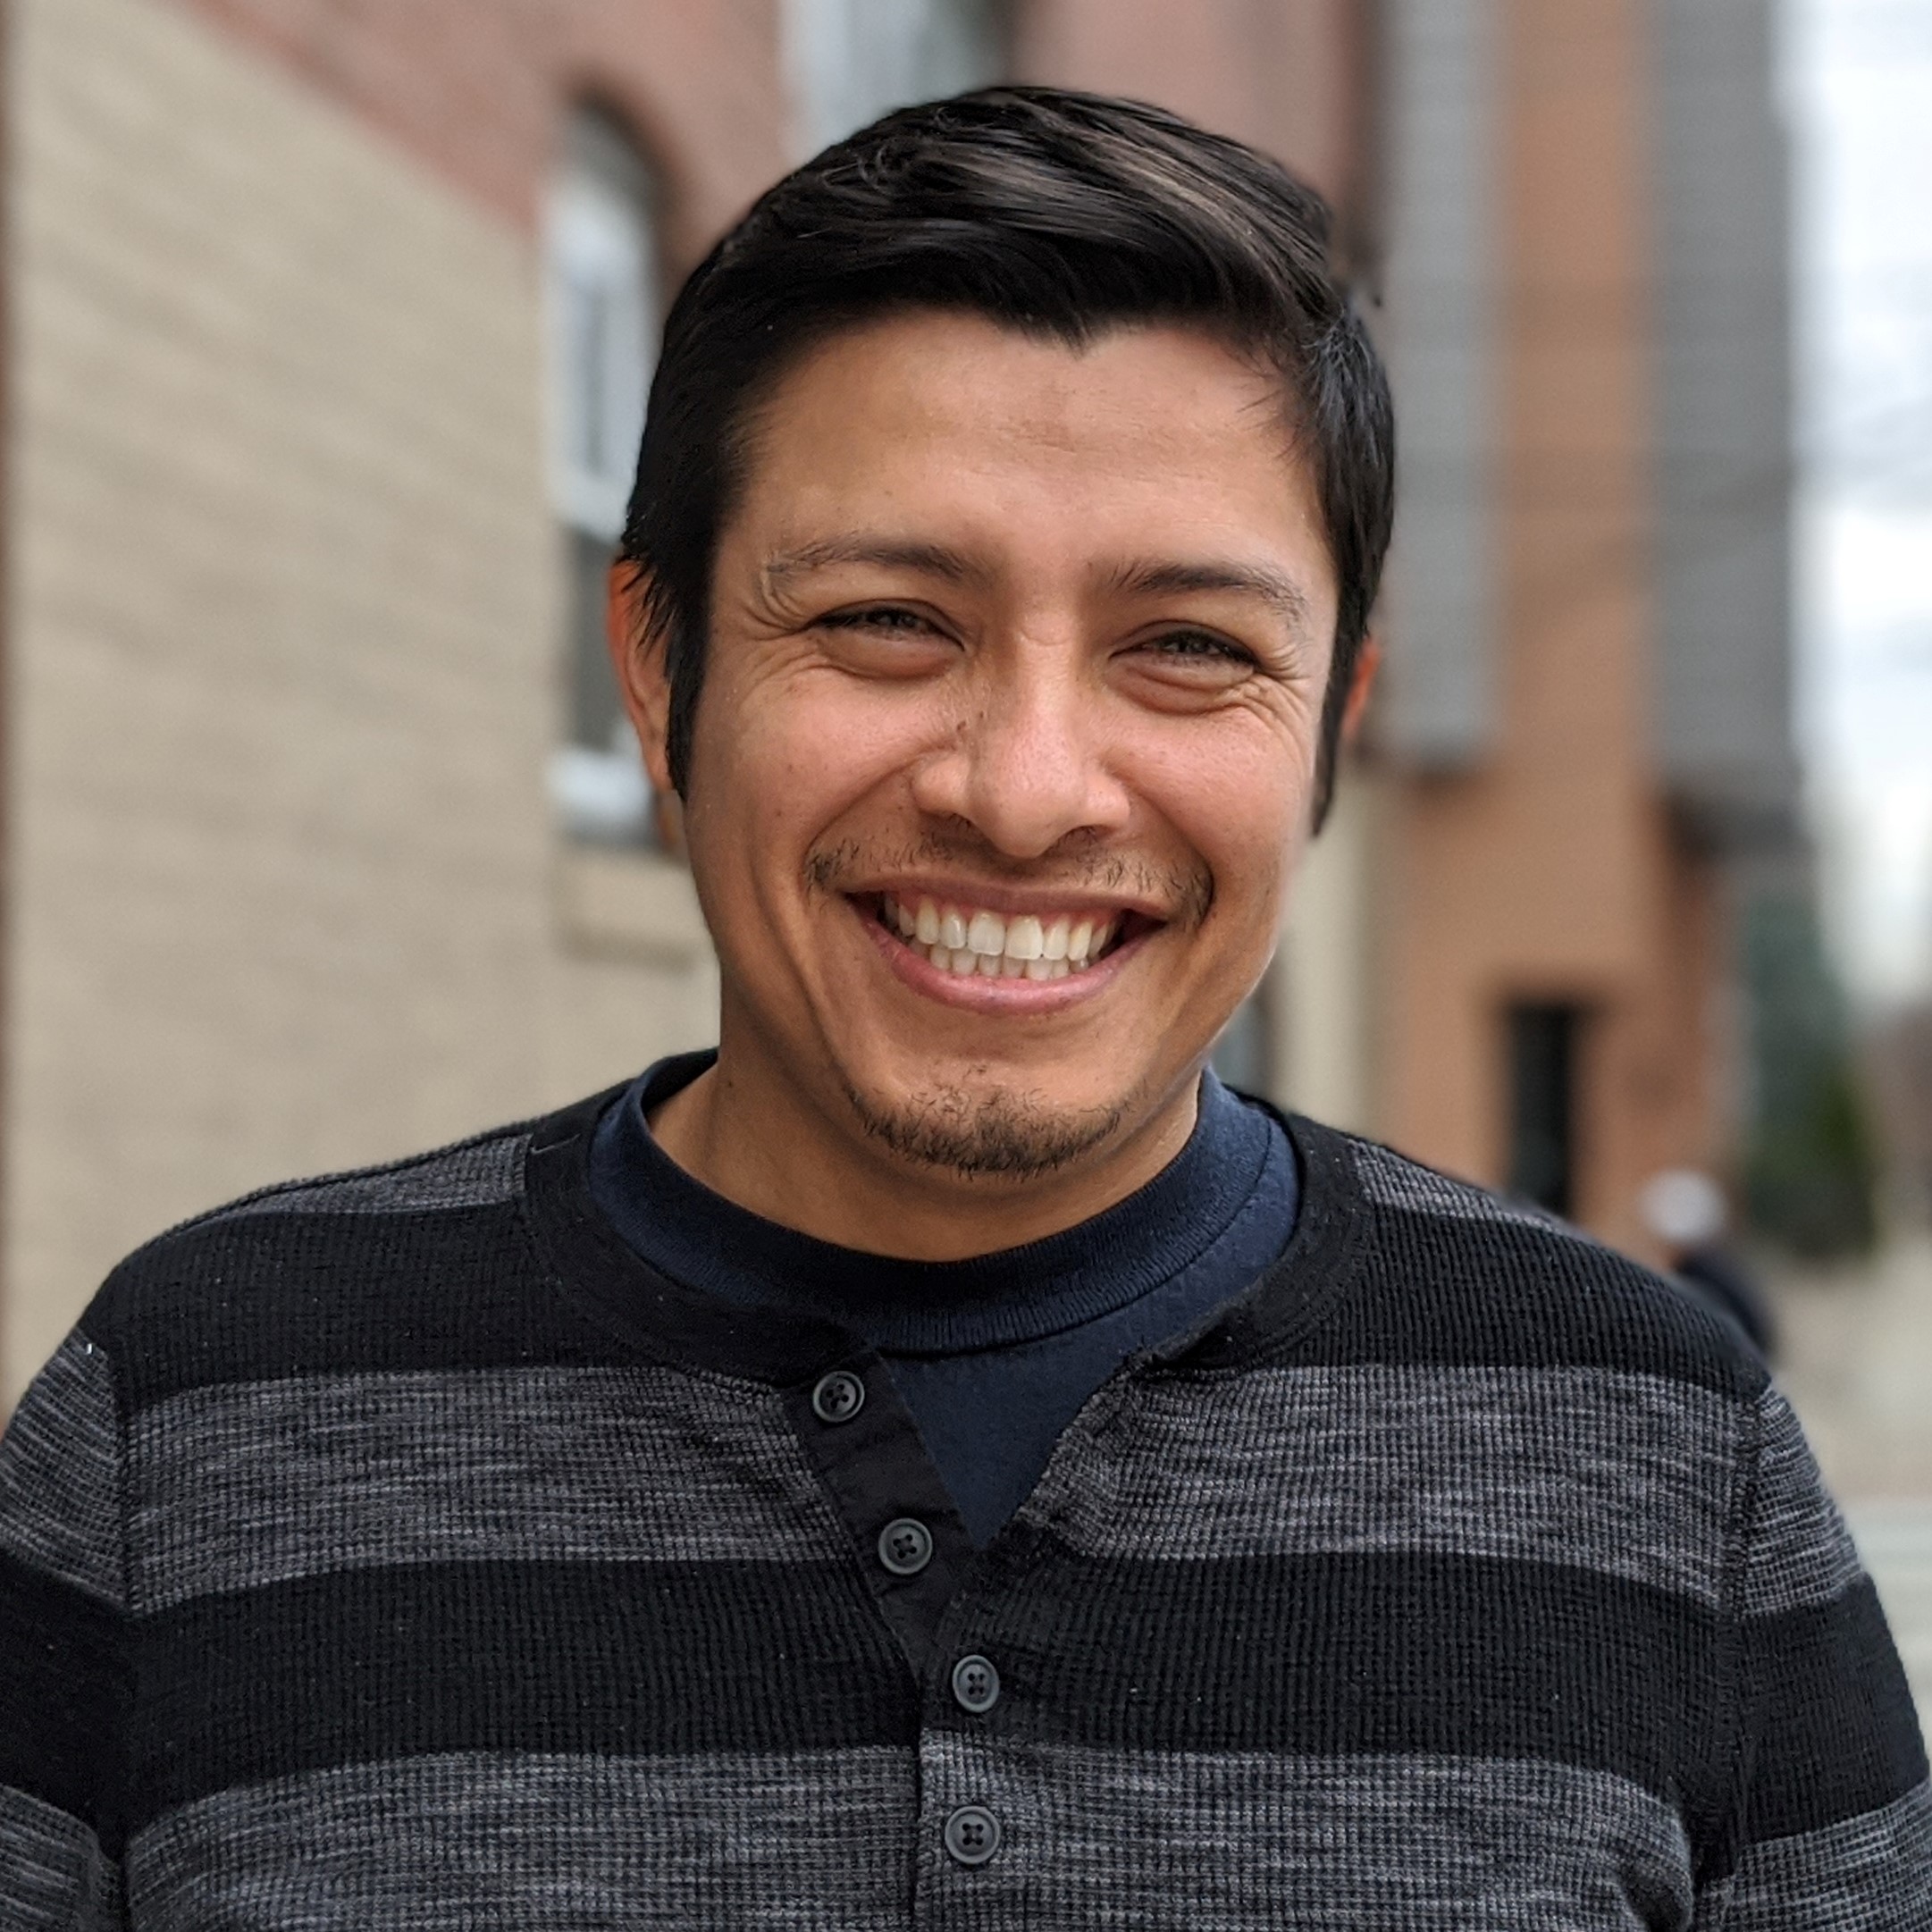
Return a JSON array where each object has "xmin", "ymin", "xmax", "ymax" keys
[
  {"xmin": 587, "ymin": 1050, "xmax": 1275, "ymax": 1357},
  {"xmin": 522, "ymin": 1069, "xmax": 1368, "ymax": 1387}
]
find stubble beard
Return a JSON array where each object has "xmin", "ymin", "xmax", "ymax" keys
[
  {"xmin": 839, "ymin": 1072, "xmax": 1136, "ymax": 1181},
  {"xmin": 809, "ymin": 831, "xmax": 1213, "ymax": 1181}
]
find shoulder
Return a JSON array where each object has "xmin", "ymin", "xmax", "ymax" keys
[
  {"xmin": 1294, "ymin": 1121, "xmax": 1768, "ymax": 1404},
  {"xmin": 77, "ymin": 1111, "xmax": 568, "ymax": 1407},
  {"xmin": 100, "ymin": 1113, "xmax": 535, "ymax": 1275}
]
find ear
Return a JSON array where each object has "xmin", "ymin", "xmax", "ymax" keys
[
  {"xmin": 1340, "ymin": 634, "xmax": 1381, "ymax": 746},
  {"xmin": 606, "ymin": 559, "xmax": 676, "ymax": 800}
]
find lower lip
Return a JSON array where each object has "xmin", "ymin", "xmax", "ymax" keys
[{"xmin": 857, "ymin": 905, "xmax": 1149, "ymax": 1013}]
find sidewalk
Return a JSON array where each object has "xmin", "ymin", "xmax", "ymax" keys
[{"xmin": 1768, "ymin": 1231, "xmax": 1932, "ymax": 1709}]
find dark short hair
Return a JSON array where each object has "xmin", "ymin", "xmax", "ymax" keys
[{"xmin": 621, "ymin": 85, "xmax": 1395, "ymax": 829}]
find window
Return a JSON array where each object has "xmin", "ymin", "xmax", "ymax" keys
[
  {"xmin": 1505, "ymin": 1003, "xmax": 1584, "ymax": 1216},
  {"xmin": 781, "ymin": 0, "xmax": 1006, "ymax": 156},
  {"xmin": 543, "ymin": 110, "xmax": 661, "ymax": 844}
]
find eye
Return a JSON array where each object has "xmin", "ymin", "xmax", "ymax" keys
[
  {"xmin": 816, "ymin": 605, "xmax": 939, "ymax": 638},
  {"xmin": 809, "ymin": 601, "xmax": 959, "ymax": 678},
  {"xmin": 1141, "ymin": 628, "xmax": 1260, "ymax": 669}
]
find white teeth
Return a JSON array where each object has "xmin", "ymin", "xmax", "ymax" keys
[
  {"xmin": 1004, "ymin": 915, "xmax": 1044, "ymax": 961},
  {"xmin": 885, "ymin": 892, "xmax": 1124, "ymax": 986},
  {"xmin": 966, "ymin": 910, "xmax": 1005, "ymax": 957}
]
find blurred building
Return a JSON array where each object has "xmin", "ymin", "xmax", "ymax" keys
[
  {"xmin": 0, "ymin": 0, "xmax": 1790, "ymax": 1403},
  {"xmin": 1331, "ymin": 0, "xmax": 1800, "ymax": 1258},
  {"xmin": 1867, "ymin": 1002, "xmax": 1932, "ymax": 1230}
]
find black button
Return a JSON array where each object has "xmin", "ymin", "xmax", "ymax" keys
[
  {"xmin": 878, "ymin": 1517, "xmax": 933, "ymax": 1575},
  {"xmin": 810, "ymin": 1369, "xmax": 865, "ymax": 1424},
  {"xmin": 951, "ymin": 1654, "xmax": 1000, "ymax": 1714},
  {"xmin": 943, "ymin": 1805, "xmax": 1001, "ymax": 1867}
]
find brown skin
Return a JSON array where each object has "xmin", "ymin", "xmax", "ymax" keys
[{"xmin": 610, "ymin": 312, "xmax": 1376, "ymax": 1259}]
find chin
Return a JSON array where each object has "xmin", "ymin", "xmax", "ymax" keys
[{"xmin": 836, "ymin": 1064, "xmax": 1141, "ymax": 1183}]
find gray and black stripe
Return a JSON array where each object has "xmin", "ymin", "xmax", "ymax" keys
[{"xmin": 1, "ymin": 1088, "xmax": 1926, "ymax": 1928}]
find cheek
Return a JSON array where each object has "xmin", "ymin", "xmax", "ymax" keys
[
  {"xmin": 1133, "ymin": 716, "xmax": 1315, "ymax": 915},
  {"xmin": 690, "ymin": 665, "xmax": 945, "ymax": 871}
]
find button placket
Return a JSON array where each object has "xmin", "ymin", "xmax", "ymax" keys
[
  {"xmin": 942, "ymin": 1803, "xmax": 1001, "ymax": 1867},
  {"xmin": 917, "ymin": 1600, "xmax": 1012, "ymax": 1884},
  {"xmin": 788, "ymin": 1354, "xmax": 972, "ymax": 1674},
  {"xmin": 920, "ymin": 1740, "xmax": 1008, "ymax": 1886},
  {"xmin": 950, "ymin": 1653, "xmax": 1000, "ymax": 1714},
  {"xmin": 877, "ymin": 1516, "xmax": 934, "ymax": 1576},
  {"xmin": 810, "ymin": 1368, "xmax": 865, "ymax": 1424}
]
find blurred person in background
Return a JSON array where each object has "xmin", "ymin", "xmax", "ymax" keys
[
  {"xmin": 1, "ymin": 88, "xmax": 1924, "ymax": 1928},
  {"xmin": 1642, "ymin": 1164, "xmax": 1779, "ymax": 1362}
]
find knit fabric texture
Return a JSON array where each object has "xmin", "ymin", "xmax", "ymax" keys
[
  {"xmin": 1, "ymin": 1084, "xmax": 1927, "ymax": 1928},
  {"xmin": 588, "ymin": 1054, "xmax": 1300, "ymax": 1547}
]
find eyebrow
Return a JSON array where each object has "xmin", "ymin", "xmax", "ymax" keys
[
  {"xmin": 760, "ymin": 536, "xmax": 988, "ymax": 592},
  {"xmin": 760, "ymin": 535, "xmax": 1315, "ymax": 632},
  {"xmin": 1098, "ymin": 558, "xmax": 1316, "ymax": 630}
]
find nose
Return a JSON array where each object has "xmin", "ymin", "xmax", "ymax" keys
[{"xmin": 909, "ymin": 638, "xmax": 1132, "ymax": 859}]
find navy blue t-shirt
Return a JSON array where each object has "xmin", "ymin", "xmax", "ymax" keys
[{"xmin": 589, "ymin": 1052, "xmax": 1298, "ymax": 1545}]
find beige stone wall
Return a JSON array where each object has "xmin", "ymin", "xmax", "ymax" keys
[
  {"xmin": 4, "ymin": 0, "xmax": 716, "ymax": 1402},
  {"xmin": 1274, "ymin": 769, "xmax": 1382, "ymax": 1136}
]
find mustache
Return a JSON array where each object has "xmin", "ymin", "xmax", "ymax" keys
[{"xmin": 803, "ymin": 834, "xmax": 1214, "ymax": 931}]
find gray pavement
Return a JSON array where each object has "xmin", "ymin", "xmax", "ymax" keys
[
  {"xmin": 1770, "ymin": 1233, "xmax": 1932, "ymax": 1713},
  {"xmin": 1848, "ymin": 1505, "xmax": 1932, "ymax": 1712}
]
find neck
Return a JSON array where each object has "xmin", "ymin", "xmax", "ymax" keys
[{"xmin": 648, "ymin": 1038, "xmax": 1203, "ymax": 1262}]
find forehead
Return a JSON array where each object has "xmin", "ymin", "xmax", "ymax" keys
[{"xmin": 728, "ymin": 310, "xmax": 1329, "ymax": 567}]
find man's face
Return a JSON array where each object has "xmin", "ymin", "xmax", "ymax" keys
[{"xmin": 628, "ymin": 311, "xmax": 1340, "ymax": 1180}]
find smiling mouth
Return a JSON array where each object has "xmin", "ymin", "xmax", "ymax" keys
[{"xmin": 867, "ymin": 892, "xmax": 1143, "ymax": 980}]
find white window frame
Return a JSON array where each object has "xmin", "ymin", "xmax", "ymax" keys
[
  {"xmin": 781, "ymin": 0, "xmax": 1006, "ymax": 158},
  {"xmin": 542, "ymin": 111, "xmax": 661, "ymax": 844}
]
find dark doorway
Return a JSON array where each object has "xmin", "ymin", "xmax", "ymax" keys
[{"xmin": 1506, "ymin": 1004, "xmax": 1584, "ymax": 1217}]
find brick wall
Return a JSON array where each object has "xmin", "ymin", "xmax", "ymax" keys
[
  {"xmin": 4, "ymin": 0, "xmax": 752, "ymax": 1399},
  {"xmin": 1376, "ymin": 0, "xmax": 1724, "ymax": 1255},
  {"xmin": 163, "ymin": 0, "xmax": 787, "ymax": 256},
  {"xmin": 1017, "ymin": 0, "xmax": 1372, "ymax": 225}
]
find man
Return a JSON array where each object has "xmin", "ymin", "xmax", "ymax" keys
[{"xmin": 2, "ymin": 88, "xmax": 1925, "ymax": 1928}]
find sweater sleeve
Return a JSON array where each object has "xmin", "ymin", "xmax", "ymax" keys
[
  {"xmin": 1702, "ymin": 1387, "xmax": 1930, "ymax": 1928},
  {"xmin": 0, "ymin": 1330, "xmax": 130, "ymax": 1929}
]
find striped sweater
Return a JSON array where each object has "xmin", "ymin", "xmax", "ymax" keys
[{"xmin": 1, "ymin": 1087, "xmax": 1927, "ymax": 1928}]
